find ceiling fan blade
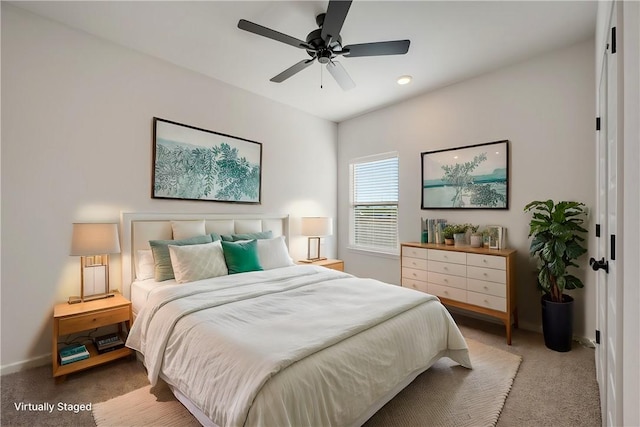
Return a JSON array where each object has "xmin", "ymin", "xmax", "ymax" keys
[
  {"xmin": 326, "ymin": 61, "xmax": 355, "ymax": 91},
  {"xmin": 342, "ymin": 40, "xmax": 410, "ymax": 57},
  {"xmin": 321, "ymin": 0, "xmax": 352, "ymax": 43},
  {"xmin": 270, "ymin": 59, "xmax": 315, "ymax": 83},
  {"xmin": 238, "ymin": 19, "xmax": 312, "ymax": 50}
]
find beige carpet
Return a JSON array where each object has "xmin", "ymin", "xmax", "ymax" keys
[{"xmin": 93, "ymin": 338, "xmax": 521, "ymax": 427}]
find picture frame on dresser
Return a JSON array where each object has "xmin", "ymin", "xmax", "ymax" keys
[
  {"xmin": 152, "ymin": 117, "xmax": 262, "ymax": 204},
  {"xmin": 486, "ymin": 225, "xmax": 504, "ymax": 249},
  {"xmin": 421, "ymin": 140, "xmax": 508, "ymax": 209}
]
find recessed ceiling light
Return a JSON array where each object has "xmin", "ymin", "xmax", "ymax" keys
[{"xmin": 397, "ymin": 75, "xmax": 412, "ymax": 85}]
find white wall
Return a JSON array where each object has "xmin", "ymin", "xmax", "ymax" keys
[
  {"xmin": 338, "ymin": 39, "xmax": 596, "ymax": 339},
  {"xmin": 1, "ymin": 5, "xmax": 337, "ymax": 372}
]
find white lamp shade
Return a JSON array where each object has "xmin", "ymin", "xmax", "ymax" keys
[
  {"xmin": 70, "ymin": 223, "xmax": 121, "ymax": 255},
  {"xmin": 301, "ymin": 217, "xmax": 333, "ymax": 237}
]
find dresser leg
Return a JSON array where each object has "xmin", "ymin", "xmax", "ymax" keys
[
  {"xmin": 505, "ymin": 319, "xmax": 512, "ymax": 345},
  {"xmin": 55, "ymin": 375, "xmax": 66, "ymax": 384}
]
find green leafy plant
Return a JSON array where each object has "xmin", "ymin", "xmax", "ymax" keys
[
  {"xmin": 524, "ymin": 200, "xmax": 588, "ymax": 302},
  {"xmin": 442, "ymin": 223, "xmax": 478, "ymax": 239}
]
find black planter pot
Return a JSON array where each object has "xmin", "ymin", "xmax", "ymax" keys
[{"xmin": 541, "ymin": 294, "xmax": 574, "ymax": 352}]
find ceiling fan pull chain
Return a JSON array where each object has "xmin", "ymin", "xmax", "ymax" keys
[{"xmin": 320, "ymin": 63, "xmax": 323, "ymax": 89}]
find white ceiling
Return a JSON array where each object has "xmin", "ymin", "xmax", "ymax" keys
[{"xmin": 12, "ymin": 1, "xmax": 597, "ymax": 122}]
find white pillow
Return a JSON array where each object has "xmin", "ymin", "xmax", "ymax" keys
[
  {"xmin": 256, "ymin": 236, "xmax": 294, "ymax": 270},
  {"xmin": 168, "ymin": 241, "xmax": 228, "ymax": 284},
  {"xmin": 136, "ymin": 249, "xmax": 155, "ymax": 280},
  {"xmin": 171, "ymin": 220, "xmax": 206, "ymax": 240}
]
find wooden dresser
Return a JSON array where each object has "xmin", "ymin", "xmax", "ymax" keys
[{"xmin": 401, "ymin": 242, "xmax": 518, "ymax": 344}]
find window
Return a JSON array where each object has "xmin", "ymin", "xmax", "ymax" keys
[{"xmin": 349, "ymin": 152, "xmax": 399, "ymax": 255}]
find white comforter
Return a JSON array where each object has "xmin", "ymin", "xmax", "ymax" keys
[{"xmin": 127, "ymin": 265, "xmax": 471, "ymax": 427}]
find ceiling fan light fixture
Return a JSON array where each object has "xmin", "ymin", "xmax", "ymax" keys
[{"xmin": 397, "ymin": 75, "xmax": 412, "ymax": 85}]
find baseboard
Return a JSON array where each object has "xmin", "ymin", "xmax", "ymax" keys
[
  {"xmin": 450, "ymin": 308, "xmax": 595, "ymax": 347},
  {"xmin": 1, "ymin": 353, "xmax": 50, "ymax": 376}
]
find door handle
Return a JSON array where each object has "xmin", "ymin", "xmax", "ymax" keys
[{"xmin": 589, "ymin": 257, "xmax": 609, "ymax": 273}]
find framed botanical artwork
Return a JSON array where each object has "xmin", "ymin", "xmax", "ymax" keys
[
  {"xmin": 421, "ymin": 140, "xmax": 509, "ymax": 209},
  {"xmin": 486, "ymin": 225, "xmax": 504, "ymax": 249},
  {"xmin": 152, "ymin": 118, "xmax": 262, "ymax": 204}
]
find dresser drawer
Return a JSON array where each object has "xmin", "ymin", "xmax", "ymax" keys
[
  {"xmin": 58, "ymin": 306, "xmax": 130, "ymax": 335},
  {"xmin": 467, "ymin": 291, "xmax": 506, "ymax": 312},
  {"xmin": 467, "ymin": 253, "xmax": 506, "ymax": 270},
  {"xmin": 427, "ymin": 271, "xmax": 467, "ymax": 290},
  {"xmin": 428, "ymin": 249, "xmax": 466, "ymax": 265},
  {"xmin": 428, "ymin": 283, "xmax": 466, "ymax": 303},
  {"xmin": 402, "ymin": 267, "xmax": 427, "ymax": 282},
  {"xmin": 402, "ymin": 256, "xmax": 427, "ymax": 270},
  {"xmin": 467, "ymin": 278, "xmax": 506, "ymax": 298},
  {"xmin": 428, "ymin": 260, "xmax": 466, "ymax": 277},
  {"xmin": 402, "ymin": 278, "xmax": 429, "ymax": 293},
  {"xmin": 402, "ymin": 246, "xmax": 427, "ymax": 259},
  {"xmin": 467, "ymin": 265, "xmax": 506, "ymax": 284}
]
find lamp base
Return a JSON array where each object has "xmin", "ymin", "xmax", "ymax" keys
[
  {"xmin": 68, "ymin": 292, "xmax": 116, "ymax": 304},
  {"xmin": 299, "ymin": 257, "xmax": 327, "ymax": 263}
]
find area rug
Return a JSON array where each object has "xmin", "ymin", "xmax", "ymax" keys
[{"xmin": 93, "ymin": 338, "xmax": 521, "ymax": 427}]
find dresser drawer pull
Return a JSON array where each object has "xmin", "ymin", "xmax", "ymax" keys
[
  {"xmin": 412, "ymin": 272, "xmax": 418, "ymax": 277},
  {"xmin": 444, "ymin": 278, "xmax": 449, "ymax": 283},
  {"xmin": 483, "ymin": 259, "xmax": 488, "ymax": 263},
  {"xmin": 483, "ymin": 286, "xmax": 489, "ymax": 290}
]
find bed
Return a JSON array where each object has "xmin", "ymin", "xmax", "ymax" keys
[{"xmin": 121, "ymin": 212, "xmax": 471, "ymax": 427}]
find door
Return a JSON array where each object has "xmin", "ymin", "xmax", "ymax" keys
[{"xmin": 595, "ymin": 5, "xmax": 622, "ymax": 425}]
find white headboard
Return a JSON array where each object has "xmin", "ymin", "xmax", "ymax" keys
[{"xmin": 120, "ymin": 212, "xmax": 290, "ymax": 299}]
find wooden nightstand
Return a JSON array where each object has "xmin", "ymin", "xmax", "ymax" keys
[
  {"xmin": 52, "ymin": 293, "xmax": 132, "ymax": 382},
  {"xmin": 297, "ymin": 259, "xmax": 344, "ymax": 272}
]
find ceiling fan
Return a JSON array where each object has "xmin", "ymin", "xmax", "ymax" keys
[{"xmin": 237, "ymin": 0, "xmax": 410, "ymax": 91}]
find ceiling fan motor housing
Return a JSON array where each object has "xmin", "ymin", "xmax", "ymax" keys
[{"xmin": 306, "ymin": 27, "xmax": 343, "ymax": 61}]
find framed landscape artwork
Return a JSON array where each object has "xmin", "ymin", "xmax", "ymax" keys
[
  {"xmin": 152, "ymin": 118, "xmax": 262, "ymax": 204},
  {"xmin": 421, "ymin": 140, "xmax": 509, "ymax": 209}
]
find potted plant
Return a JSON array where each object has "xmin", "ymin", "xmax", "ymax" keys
[
  {"xmin": 524, "ymin": 200, "xmax": 588, "ymax": 352},
  {"xmin": 442, "ymin": 225, "xmax": 457, "ymax": 245},
  {"xmin": 442, "ymin": 224, "xmax": 477, "ymax": 246}
]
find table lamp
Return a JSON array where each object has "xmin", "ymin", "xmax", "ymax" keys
[
  {"xmin": 69, "ymin": 223, "xmax": 121, "ymax": 304},
  {"xmin": 300, "ymin": 217, "xmax": 333, "ymax": 262}
]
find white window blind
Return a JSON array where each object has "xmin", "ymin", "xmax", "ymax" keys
[{"xmin": 349, "ymin": 153, "xmax": 399, "ymax": 254}]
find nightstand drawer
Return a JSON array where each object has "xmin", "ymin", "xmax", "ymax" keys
[{"xmin": 58, "ymin": 306, "xmax": 130, "ymax": 335}]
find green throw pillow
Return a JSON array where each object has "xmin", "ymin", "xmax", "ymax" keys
[
  {"xmin": 149, "ymin": 234, "xmax": 213, "ymax": 281},
  {"xmin": 221, "ymin": 239, "xmax": 263, "ymax": 274},
  {"xmin": 221, "ymin": 231, "xmax": 273, "ymax": 242}
]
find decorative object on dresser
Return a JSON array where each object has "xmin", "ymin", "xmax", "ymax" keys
[
  {"xmin": 401, "ymin": 242, "xmax": 517, "ymax": 344},
  {"xmin": 299, "ymin": 217, "xmax": 333, "ymax": 262},
  {"xmin": 524, "ymin": 200, "xmax": 588, "ymax": 352},
  {"xmin": 296, "ymin": 258, "xmax": 344, "ymax": 272},
  {"xmin": 69, "ymin": 223, "xmax": 121, "ymax": 304},
  {"xmin": 152, "ymin": 117, "xmax": 262, "ymax": 204},
  {"xmin": 421, "ymin": 140, "xmax": 509, "ymax": 209},
  {"xmin": 52, "ymin": 293, "xmax": 132, "ymax": 382}
]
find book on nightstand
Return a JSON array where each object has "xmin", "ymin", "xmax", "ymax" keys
[{"xmin": 59, "ymin": 344, "xmax": 89, "ymax": 365}]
